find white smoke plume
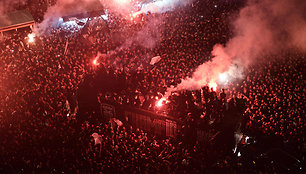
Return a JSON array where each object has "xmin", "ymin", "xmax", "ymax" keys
[
  {"xmin": 36, "ymin": 0, "xmax": 147, "ymax": 35},
  {"xmin": 35, "ymin": 0, "xmax": 102, "ymax": 35},
  {"xmin": 104, "ymin": 0, "xmax": 195, "ymax": 61},
  {"xmin": 169, "ymin": 0, "xmax": 306, "ymax": 94},
  {"xmin": 133, "ymin": 0, "xmax": 194, "ymax": 16},
  {"xmin": 100, "ymin": 0, "xmax": 134, "ymax": 16},
  {"xmin": 174, "ymin": 44, "xmax": 232, "ymax": 91}
]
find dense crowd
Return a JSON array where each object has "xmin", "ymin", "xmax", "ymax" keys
[
  {"xmin": 0, "ymin": 0, "xmax": 304, "ymax": 173},
  {"xmin": 235, "ymin": 53, "xmax": 305, "ymax": 157}
]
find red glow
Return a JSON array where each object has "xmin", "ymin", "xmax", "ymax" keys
[
  {"xmin": 132, "ymin": 11, "xmax": 141, "ymax": 18},
  {"xmin": 28, "ymin": 33, "xmax": 35, "ymax": 43},
  {"xmin": 93, "ymin": 58, "xmax": 99, "ymax": 65},
  {"xmin": 209, "ymin": 82, "xmax": 217, "ymax": 91},
  {"xmin": 156, "ymin": 97, "xmax": 168, "ymax": 108}
]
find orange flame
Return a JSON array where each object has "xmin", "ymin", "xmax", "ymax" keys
[{"xmin": 208, "ymin": 81, "xmax": 217, "ymax": 91}]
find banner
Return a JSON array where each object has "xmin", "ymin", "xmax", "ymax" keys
[
  {"xmin": 150, "ymin": 56, "xmax": 161, "ymax": 65},
  {"xmin": 64, "ymin": 38, "xmax": 69, "ymax": 55},
  {"xmin": 92, "ymin": 133, "xmax": 102, "ymax": 145}
]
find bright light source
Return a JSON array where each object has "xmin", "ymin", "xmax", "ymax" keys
[
  {"xmin": 93, "ymin": 57, "xmax": 99, "ymax": 65},
  {"xmin": 156, "ymin": 100, "xmax": 163, "ymax": 107},
  {"xmin": 100, "ymin": 15, "xmax": 108, "ymax": 21},
  {"xmin": 156, "ymin": 97, "xmax": 168, "ymax": 108},
  {"xmin": 208, "ymin": 82, "xmax": 217, "ymax": 91},
  {"xmin": 156, "ymin": 98, "xmax": 164, "ymax": 107},
  {"xmin": 28, "ymin": 33, "xmax": 35, "ymax": 43},
  {"xmin": 245, "ymin": 136, "xmax": 249, "ymax": 142},
  {"xmin": 219, "ymin": 73, "xmax": 227, "ymax": 82},
  {"xmin": 132, "ymin": 11, "xmax": 141, "ymax": 18},
  {"xmin": 238, "ymin": 152, "xmax": 241, "ymax": 157}
]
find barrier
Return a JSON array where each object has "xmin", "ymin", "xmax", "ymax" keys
[
  {"xmin": 123, "ymin": 108, "xmax": 179, "ymax": 138},
  {"xmin": 0, "ymin": 10, "xmax": 34, "ymax": 33},
  {"xmin": 99, "ymin": 102, "xmax": 213, "ymax": 141}
]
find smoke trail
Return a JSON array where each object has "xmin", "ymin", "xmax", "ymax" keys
[{"xmin": 168, "ymin": 0, "xmax": 306, "ymax": 94}]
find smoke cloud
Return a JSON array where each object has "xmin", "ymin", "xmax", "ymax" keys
[
  {"xmin": 133, "ymin": 0, "xmax": 194, "ymax": 16},
  {"xmin": 105, "ymin": 0, "xmax": 194, "ymax": 61},
  {"xmin": 115, "ymin": 16, "xmax": 165, "ymax": 52},
  {"xmin": 105, "ymin": 0, "xmax": 195, "ymax": 66},
  {"xmin": 170, "ymin": 0, "xmax": 306, "ymax": 94},
  {"xmin": 35, "ymin": 0, "xmax": 102, "ymax": 35},
  {"xmin": 36, "ymin": 0, "xmax": 193, "ymax": 35},
  {"xmin": 99, "ymin": 0, "xmax": 134, "ymax": 16}
]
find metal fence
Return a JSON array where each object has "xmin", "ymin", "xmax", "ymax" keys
[{"xmin": 100, "ymin": 102, "xmax": 214, "ymax": 142}]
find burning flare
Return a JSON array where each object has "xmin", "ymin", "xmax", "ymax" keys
[
  {"xmin": 156, "ymin": 97, "xmax": 168, "ymax": 107},
  {"xmin": 93, "ymin": 57, "xmax": 99, "ymax": 65},
  {"xmin": 218, "ymin": 73, "xmax": 228, "ymax": 83},
  {"xmin": 28, "ymin": 33, "xmax": 35, "ymax": 43},
  {"xmin": 208, "ymin": 81, "xmax": 217, "ymax": 91}
]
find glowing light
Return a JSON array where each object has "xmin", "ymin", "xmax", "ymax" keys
[
  {"xmin": 28, "ymin": 33, "xmax": 35, "ymax": 43},
  {"xmin": 156, "ymin": 99, "xmax": 164, "ymax": 107},
  {"xmin": 62, "ymin": 20, "xmax": 77, "ymax": 26},
  {"xmin": 100, "ymin": 14, "xmax": 108, "ymax": 21},
  {"xmin": 209, "ymin": 82, "xmax": 217, "ymax": 91},
  {"xmin": 132, "ymin": 11, "xmax": 141, "ymax": 18},
  {"xmin": 156, "ymin": 97, "xmax": 168, "ymax": 108},
  {"xmin": 218, "ymin": 73, "xmax": 227, "ymax": 82},
  {"xmin": 245, "ymin": 136, "xmax": 249, "ymax": 143},
  {"xmin": 93, "ymin": 57, "xmax": 99, "ymax": 65},
  {"xmin": 129, "ymin": 11, "xmax": 142, "ymax": 21}
]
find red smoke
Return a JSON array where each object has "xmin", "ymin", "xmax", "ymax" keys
[{"xmin": 166, "ymin": 0, "xmax": 306, "ymax": 96}]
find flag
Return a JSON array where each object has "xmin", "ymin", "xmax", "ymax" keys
[
  {"xmin": 113, "ymin": 118, "xmax": 123, "ymax": 127},
  {"xmin": 150, "ymin": 56, "xmax": 161, "ymax": 65},
  {"xmin": 64, "ymin": 39, "xmax": 69, "ymax": 55},
  {"xmin": 92, "ymin": 133, "xmax": 102, "ymax": 145}
]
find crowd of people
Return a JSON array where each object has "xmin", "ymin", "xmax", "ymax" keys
[
  {"xmin": 0, "ymin": 0, "xmax": 304, "ymax": 173},
  {"xmin": 236, "ymin": 53, "xmax": 305, "ymax": 157}
]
